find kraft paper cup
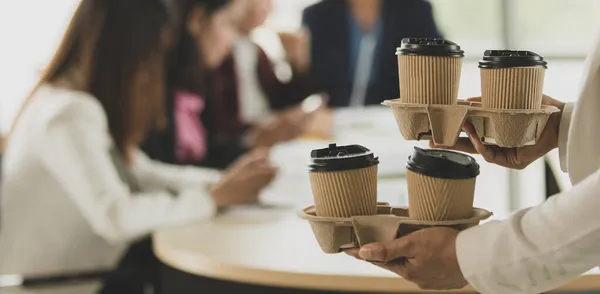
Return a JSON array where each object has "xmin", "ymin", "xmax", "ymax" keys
[
  {"xmin": 397, "ymin": 38, "xmax": 464, "ymax": 105},
  {"xmin": 308, "ymin": 144, "xmax": 379, "ymax": 217},
  {"xmin": 479, "ymin": 50, "xmax": 547, "ymax": 109},
  {"xmin": 406, "ymin": 147, "xmax": 480, "ymax": 221}
]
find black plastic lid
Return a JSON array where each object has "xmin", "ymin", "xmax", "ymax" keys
[
  {"xmin": 479, "ymin": 50, "xmax": 547, "ymax": 69},
  {"xmin": 396, "ymin": 38, "xmax": 464, "ymax": 57},
  {"xmin": 309, "ymin": 143, "xmax": 379, "ymax": 172},
  {"xmin": 406, "ymin": 147, "xmax": 479, "ymax": 179}
]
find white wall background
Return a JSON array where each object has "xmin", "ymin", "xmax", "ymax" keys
[
  {"xmin": 0, "ymin": 0, "xmax": 80, "ymax": 133},
  {"xmin": 0, "ymin": 0, "xmax": 596, "ymax": 132}
]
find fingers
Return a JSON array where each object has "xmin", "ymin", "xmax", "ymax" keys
[
  {"xmin": 358, "ymin": 237, "xmax": 414, "ymax": 262},
  {"xmin": 462, "ymin": 123, "xmax": 497, "ymax": 162},
  {"xmin": 283, "ymin": 107, "xmax": 311, "ymax": 125},
  {"xmin": 229, "ymin": 148, "xmax": 273, "ymax": 172},
  {"xmin": 541, "ymin": 94, "xmax": 565, "ymax": 109},
  {"xmin": 430, "ymin": 138, "xmax": 477, "ymax": 154},
  {"xmin": 346, "ymin": 249, "xmax": 409, "ymax": 278},
  {"xmin": 247, "ymin": 147, "xmax": 271, "ymax": 162},
  {"xmin": 344, "ymin": 248, "xmax": 360, "ymax": 259}
]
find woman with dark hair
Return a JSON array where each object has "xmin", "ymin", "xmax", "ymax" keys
[
  {"xmin": 0, "ymin": 0, "xmax": 272, "ymax": 293},
  {"xmin": 209, "ymin": 0, "xmax": 316, "ymax": 160},
  {"xmin": 143, "ymin": 0, "xmax": 305, "ymax": 169}
]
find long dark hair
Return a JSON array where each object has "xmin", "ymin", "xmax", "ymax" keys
[
  {"xmin": 168, "ymin": 0, "xmax": 232, "ymax": 95},
  {"xmin": 12, "ymin": 0, "xmax": 174, "ymax": 157}
]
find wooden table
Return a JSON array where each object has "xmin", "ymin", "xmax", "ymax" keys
[
  {"xmin": 153, "ymin": 107, "xmax": 561, "ymax": 293},
  {"xmin": 153, "ymin": 162, "xmax": 595, "ymax": 293},
  {"xmin": 153, "ymin": 198, "xmax": 600, "ymax": 293}
]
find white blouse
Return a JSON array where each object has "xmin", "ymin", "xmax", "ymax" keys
[
  {"xmin": 456, "ymin": 31, "xmax": 600, "ymax": 293},
  {"xmin": 0, "ymin": 84, "xmax": 221, "ymax": 276},
  {"xmin": 234, "ymin": 37, "xmax": 272, "ymax": 124}
]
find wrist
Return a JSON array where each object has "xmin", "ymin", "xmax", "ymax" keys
[{"xmin": 210, "ymin": 186, "xmax": 230, "ymax": 208}]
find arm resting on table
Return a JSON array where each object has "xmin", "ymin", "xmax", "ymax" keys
[
  {"xmin": 40, "ymin": 109, "xmax": 216, "ymax": 244},
  {"xmin": 456, "ymin": 168, "xmax": 600, "ymax": 294},
  {"xmin": 132, "ymin": 150, "xmax": 221, "ymax": 191}
]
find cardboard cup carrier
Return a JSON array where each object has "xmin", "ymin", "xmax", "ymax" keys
[
  {"xmin": 385, "ymin": 39, "xmax": 559, "ymax": 148},
  {"xmin": 301, "ymin": 144, "xmax": 491, "ymax": 254}
]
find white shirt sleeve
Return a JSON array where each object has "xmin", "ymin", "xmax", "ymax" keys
[
  {"xmin": 38, "ymin": 103, "xmax": 217, "ymax": 245},
  {"xmin": 558, "ymin": 102, "xmax": 575, "ymax": 173},
  {"xmin": 456, "ymin": 168, "xmax": 600, "ymax": 294},
  {"xmin": 131, "ymin": 150, "xmax": 222, "ymax": 192}
]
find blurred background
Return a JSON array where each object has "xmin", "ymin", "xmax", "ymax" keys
[
  {"xmin": 2, "ymin": 0, "xmax": 598, "ymax": 129},
  {"xmin": 2, "ymin": 0, "xmax": 596, "ymax": 191}
]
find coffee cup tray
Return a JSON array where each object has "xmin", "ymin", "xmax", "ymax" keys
[
  {"xmin": 382, "ymin": 99, "xmax": 559, "ymax": 148},
  {"xmin": 299, "ymin": 202, "xmax": 492, "ymax": 254}
]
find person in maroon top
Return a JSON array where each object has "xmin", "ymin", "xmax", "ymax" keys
[
  {"xmin": 143, "ymin": 0, "xmax": 317, "ymax": 169},
  {"xmin": 211, "ymin": 0, "xmax": 318, "ymax": 150}
]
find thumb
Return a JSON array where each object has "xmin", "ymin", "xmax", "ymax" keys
[
  {"xmin": 358, "ymin": 237, "xmax": 414, "ymax": 262},
  {"xmin": 465, "ymin": 96, "xmax": 482, "ymax": 102}
]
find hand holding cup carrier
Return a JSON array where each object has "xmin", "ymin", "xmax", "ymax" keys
[
  {"xmin": 383, "ymin": 38, "xmax": 559, "ymax": 148},
  {"xmin": 299, "ymin": 38, "xmax": 555, "ymax": 253},
  {"xmin": 299, "ymin": 144, "xmax": 492, "ymax": 253}
]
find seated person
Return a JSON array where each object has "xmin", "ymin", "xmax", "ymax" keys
[
  {"xmin": 302, "ymin": 0, "xmax": 443, "ymax": 107},
  {"xmin": 143, "ymin": 0, "xmax": 316, "ymax": 169},
  {"xmin": 211, "ymin": 0, "xmax": 321, "ymax": 166},
  {"xmin": 0, "ymin": 0, "xmax": 273, "ymax": 293}
]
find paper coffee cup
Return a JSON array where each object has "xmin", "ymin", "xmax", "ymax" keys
[
  {"xmin": 406, "ymin": 147, "xmax": 480, "ymax": 221},
  {"xmin": 479, "ymin": 50, "xmax": 547, "ymax": 109},
  {"xmin": 309, "ymin": 143, "xmax": 379, "ymax": 217},
  {"xmin": 396, "ymin": 38, "xmax": 464, "ymax": 105}
]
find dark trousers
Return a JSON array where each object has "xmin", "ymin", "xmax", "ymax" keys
[{"xmin": 98, "ymin": 236, "xmax": 160, "ymax": 294}]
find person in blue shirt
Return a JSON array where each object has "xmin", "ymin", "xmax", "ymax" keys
[{"xmin": 302, "ymin": 0, "xmax": 443, "ymax": 107}]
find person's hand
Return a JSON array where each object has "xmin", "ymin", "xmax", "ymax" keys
[
  {"xmin": 431, "ymin": 95, "xmax": 566, "ymax": 170},
  {"xmin": 278, "ymin": 28, "xmax": 311, "ymax": 74},
  {"xmin": 346, "ymin": 227, "xmax": 467, "ymax": 290},
  {"xmin": 304, "ymin": 108, "xmax": 334, "ymax": 140},
  {"xmin": 247, "ymin": 106, "xmax": 310, "ymax": 148},
  {"xmin": 211, "ymin": 148, "xmax": 277, "ymax": 207}
]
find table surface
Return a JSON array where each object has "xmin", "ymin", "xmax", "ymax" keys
[
  {"xmin": 153, "ymin": 108, "xmax": 568, "ymax": 293},
  {"xmin": 153, "ymin": 170, "xmax": 580, "ymax": 292},
  {"xmin": 153, "ymin": 188, "xmax": 600, "ymax": 293}
]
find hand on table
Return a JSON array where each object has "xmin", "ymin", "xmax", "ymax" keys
[
  {"xmin": 211, "ymin": 148, "xmax": 278, "ymax": 207},
  {"xmin": 278, "ymin": 28, "xmax": 311, "ymax": 74},
  {"xmin": 346, "ymin": 227, "xmax": 467, "ymax": 290},
  {"xmin": 247, "ymin": 106, "xmax": 311, "ymax": 148},
  {"xmin": 431, "ymin": 95, "xmax": 566, "ymax": 170},
  {"xmin": 304, "ymin": 108, "xmax": 333, "ymax": 139}
]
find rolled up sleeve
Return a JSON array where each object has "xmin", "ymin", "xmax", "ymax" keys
[
  {"xmin": 559, "ymin": 102, "xmax": 575, "ymax": 172},
  {"xmin": 456, "ymin": 168, "xmax": 600, "ymax": 294}
]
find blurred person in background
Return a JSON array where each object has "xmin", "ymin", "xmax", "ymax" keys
[
  {"xmin": 302, "ymin": 0, "xmax": 443, "ymax": 107},
  {"xmin": 0, "ymin": 0, "xmax": 274, "ymax": 293},
  {"xmin": 143, "ymin": 0, "xmax": 318, "ymax": 170},
  {"xmin": 210, "ymin": 0, "xmax": 319, "ymax": 167}
]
